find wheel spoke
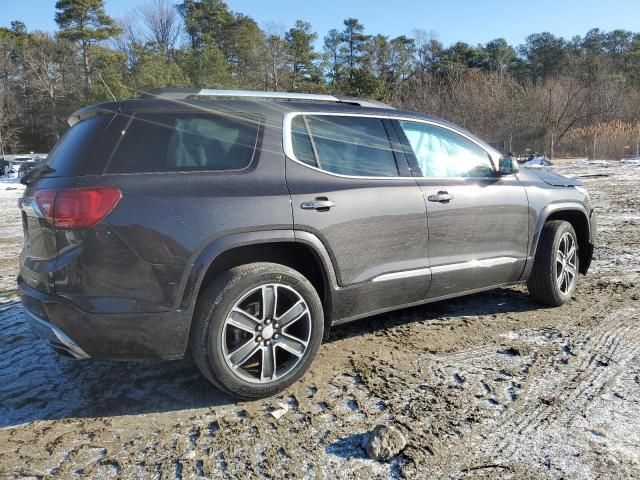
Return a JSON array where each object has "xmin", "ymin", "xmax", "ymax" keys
[
  {"xmin": 228, "ymin": 308, "xmax": 260, "ymax": 333},
  {"xmin": 261, "ymin": 346, "xmax": 276, "ymax": 381},
  {"xmin": 567, "ymin": 245, "xmax": 576, "ymax": 262},
  {"xmin": 276, "ymin": 333, "xmax": 307, "ymax": 357},
  {"xmin": 262, "ymin": 285, "xmax": 277, "ymax": 321},
  {"xmin": 222, "ymin": 282, "xmax": 311, "ymax": 384},
  {"xmin": 566, "ymin": 264, "xmax": 576, "ymax": 277},
  {"xmin": 227, "ymin": 338, "xmax": 260, "ymax": 367},
  {"xmin": 277, "ymin": 300, "xmax": 307, "ymax": 328}
]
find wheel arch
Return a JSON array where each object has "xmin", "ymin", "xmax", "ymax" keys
[
  {"xmin": 529, "ymin": 204, "xmax": 593, "ymax": 276},
  {"xmin": 180, "ymin": 231, "xmax": 337, "ymax": 338}
]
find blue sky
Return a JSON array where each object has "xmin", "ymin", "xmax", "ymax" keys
[{"xmin": 1, "ymin": 0, "xmax": 638, "ymax": 47}]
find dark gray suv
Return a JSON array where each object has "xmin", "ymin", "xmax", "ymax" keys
[{"xmin": 18, "ymin": 89, "xmax": 595, "ymax": 398}]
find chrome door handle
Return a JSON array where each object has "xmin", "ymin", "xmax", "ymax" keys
[
  {"xmin": 300, "ymin": 199, "xmax": 336, "ymax": 211},
  {"xmin": 427, "ymin": 191, "xmax": 453, "ymax": 203}
]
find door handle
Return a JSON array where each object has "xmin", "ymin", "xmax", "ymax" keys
[
  {"xmin": 301, "ymin": 198, "xmax": 336, "ymax": 211},
  {"xmin": 427, "ymin": 191, "xmax": 453, "ymax": 203}
]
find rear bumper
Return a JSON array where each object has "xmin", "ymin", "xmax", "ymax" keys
[
  {"xmin": 23, "ymin": 303, "xmax": 90, "ymax": 359},
  {"xmin": 18, "ymin": 278, "xmax": 189, "ymax": 360}
]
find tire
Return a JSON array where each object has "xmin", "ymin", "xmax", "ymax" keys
[
  {"xmin": 190, "ymin": 262, "xmax": 324, "ymax": 399},
  {"xmin": 527, "ymin": 220, "xmax": 579, "ymax": 306}
]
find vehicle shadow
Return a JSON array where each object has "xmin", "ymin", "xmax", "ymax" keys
[
  {"xmin": 0, "ymin": 299, "xmax": 234, "ymax": 429},
  {"xmin": 328, "ymin": 286, "xmax": 541, "ymax": 342},
  {"xmin": 0, "ymin": 287, "xmax": 539, "ymax": 428}
]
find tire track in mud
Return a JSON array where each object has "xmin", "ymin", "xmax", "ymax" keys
[
  {"xmin": 511, "ymin": 323, "xmax": 632, "ymax": 439},
  {"xmin": 437, "ymin": 346, "xmax": 498, "ymax": 363},
  {"xmin": 491, "ymin": 308, "xmax": 640, "ymax": 457}
]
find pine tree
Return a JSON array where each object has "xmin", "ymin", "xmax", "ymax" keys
[
  {"xmin": 285, "ymin": 21, "xmax": 318, "ymax": 91},
  {"xmin": 54, "ymin": 0, "xmax": 121, "ymax": 98}
]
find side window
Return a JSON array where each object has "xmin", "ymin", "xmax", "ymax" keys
[
  {"xmin": 290, "ymin": 115, "xmax": 399, "ymax": 177},
  {"xmin": 45, "ymin": 115, "xmax": 112, "ymax": 176},
  {"xmin": 107, "ymin": 113, "xmax": 260, "ymax": 173},
  {"xmin": 398, "ymin": 121, "xmax": 494, "ymax": 178}
]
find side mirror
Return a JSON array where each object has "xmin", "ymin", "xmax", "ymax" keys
[{"xmin": 498, "ymin": 157, "xmax": 519, "ymax": 175}]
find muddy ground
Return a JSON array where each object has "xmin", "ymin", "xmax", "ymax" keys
[{"xmin": 0, "ymin": 161, "xmax": 639, "ymax": 479}]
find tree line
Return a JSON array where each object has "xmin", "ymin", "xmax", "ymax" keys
[{"xmin": 2, "ymin": 0, "xmax": 640, "ymax": 159}]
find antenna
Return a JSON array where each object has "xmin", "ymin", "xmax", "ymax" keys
[{"xmin": 97, "ymin": 72, "xmax": 117, "ymax": 102}]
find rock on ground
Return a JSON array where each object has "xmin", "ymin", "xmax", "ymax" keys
[{"xmin": 365, "ymin": 425, "xmax": 407, "ymax": 461}]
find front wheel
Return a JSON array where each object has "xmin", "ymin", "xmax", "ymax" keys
[
  {"xmin": 528, "ymin": 220, "xmax": 579, "ymax": 306},
  {"xmin": 190, "ymin": 262, "xmax": 324, "ymax": 399}
]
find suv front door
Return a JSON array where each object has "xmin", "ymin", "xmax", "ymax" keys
[
  {"xmin": 284, "ymin": 112, "xmax": 429, "ymax": 320},
  {"xmin": 392, "ymin": 119, "xmax": 529, "ymax": 299}
]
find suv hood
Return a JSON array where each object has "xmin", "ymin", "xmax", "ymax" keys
[{"xmin": 525, "ymin": 169, "xmax": 583, "ymax": 187}]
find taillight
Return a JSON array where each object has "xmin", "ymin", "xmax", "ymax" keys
[
  {"xmin": 32, "ymin": 189, "xmax": 57, "ymax": 223},
  {"xmin": 32, "ymin": 187, "xmax": 122, "ymax": 229}
]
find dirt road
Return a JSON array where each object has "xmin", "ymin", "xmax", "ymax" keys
[{"xmin": 1, "ymin": 162, "xmax": 638, "ymax": 479}]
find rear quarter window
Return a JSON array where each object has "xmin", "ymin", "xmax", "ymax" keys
[
  {"xmin": 45, "ymin": 115, "xmax": 112, "ymax": 176},
  {"xmin": 106, "ymin": 113, "xmax": 261, "ymax": 173}
]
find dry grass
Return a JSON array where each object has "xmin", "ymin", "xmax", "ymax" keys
[{"xmin": 560, "ymin": 121, "xmax": 640, "ymax": 159}]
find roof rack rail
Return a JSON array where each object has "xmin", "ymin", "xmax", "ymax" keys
[{"xmin": 139, "ymin": 88, "xmax": 394, "ymax": 109}]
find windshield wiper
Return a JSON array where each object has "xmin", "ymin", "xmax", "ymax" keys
[{"xmin": 20, "ymin": 165, "xmax": 56, "ymax": 185}]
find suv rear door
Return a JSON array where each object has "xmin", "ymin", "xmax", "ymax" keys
[
  {"xmin": 284, "ymin": 112, "xmax": 430, "ymax": 318},
  {"xmin": 392, "ymin": 119, "xmax": 529, "ymax": 299}
]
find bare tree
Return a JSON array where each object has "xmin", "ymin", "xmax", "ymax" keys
[
  {"xmin": 262, "ymin": 22, "xmax": 287, "ymax": 91},
  {"xmin": 138, "ymin": 0, "xmax": 182, "ymax": 54},
  {"xmin": 113, "ymin": 14, "xmax": 144, "ymax": 70},
  {"xmin": 21, "ymin": 33, "xmax": 81, "ymax": 140}
]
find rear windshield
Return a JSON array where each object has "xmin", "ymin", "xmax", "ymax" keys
[
  {"xmin": 106, "ymin": 113, "xmax": 261, "ymax": 174},
  {"xmin": 46, "ymin": 115, "xmax": 112, "ymax": 176}
]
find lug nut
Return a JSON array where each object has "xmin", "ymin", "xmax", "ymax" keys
[
  {"xmin": 265, "ymin": 319, "xmax": 271, "ymax": 325},
  {"xmin": 274, "ymin": 323, "xmax": 279, "ymax": 329},
  {"xmin": 256, "ymin": 336, "xmax": 262, "ymax": 342},
  {"xmin": 257, "ymin": 325, "xmax": 263, "ymax": 332},
  {"xmin": 264, "ymin": 340, "xmax": 270, "ymax": 346},
  {"xmin": 273, "ymin": 333, "xmax": 279, "ymax": 339}
]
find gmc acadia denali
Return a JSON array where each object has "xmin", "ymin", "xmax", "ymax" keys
[{"xmin": 18, "ymin": 89, "xmax": 595, "ymax": 398}]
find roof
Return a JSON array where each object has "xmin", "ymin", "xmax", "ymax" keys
[
  {"xmin": 66, "ymin": 89, "xmax": 497, "ymax": 154},
  {"xmin": 138, "ymin": 88, "xmax": 395, "ymax": 110}
]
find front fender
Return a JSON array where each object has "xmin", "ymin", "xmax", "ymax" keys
[{"xmin": 523, "ymin": 202, "xmax": 595, "ymax": 279}]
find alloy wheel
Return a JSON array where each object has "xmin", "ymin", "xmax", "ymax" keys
[
  {"xmin": 221, "ymin": 283, "xmax": 312, "ymax": 383},
  {"xmin": 556, "ymin": 232, "xmax": 577, "ymax": 295}
]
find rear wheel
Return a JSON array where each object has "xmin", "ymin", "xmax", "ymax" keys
[
  {"xmin": 528, "ymin": 220, "xmax": 579, "ymax": 306},
  {"xmin": 190, "ymin": 262, "xmax": 324, "ymax": 399}
]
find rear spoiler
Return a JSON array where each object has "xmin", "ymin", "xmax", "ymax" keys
[{"xmin": 68, "ymin": 103, "xmax": 120, "ymax": 127}]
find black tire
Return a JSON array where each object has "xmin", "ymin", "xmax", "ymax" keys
[
  {"xmin": 190, "ymin": 262, "xmax": 324, "ymax": 399},
  {"xmin": 527, "ymin": 220, "xmax": 579, "ymax": 306}
]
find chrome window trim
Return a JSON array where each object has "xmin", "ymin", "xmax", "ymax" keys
[{"xmin": 282, "ymin": 111, "xmax": 500, "ymax": 180}]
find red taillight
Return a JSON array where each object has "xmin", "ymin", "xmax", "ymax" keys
[
  {"xmin": 32, "ymin": 189, "xmax": 57, "ymax": 223},
  {"xmin": 33, "ymin": 187, "xmax": 122, "ymax": 229}
]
